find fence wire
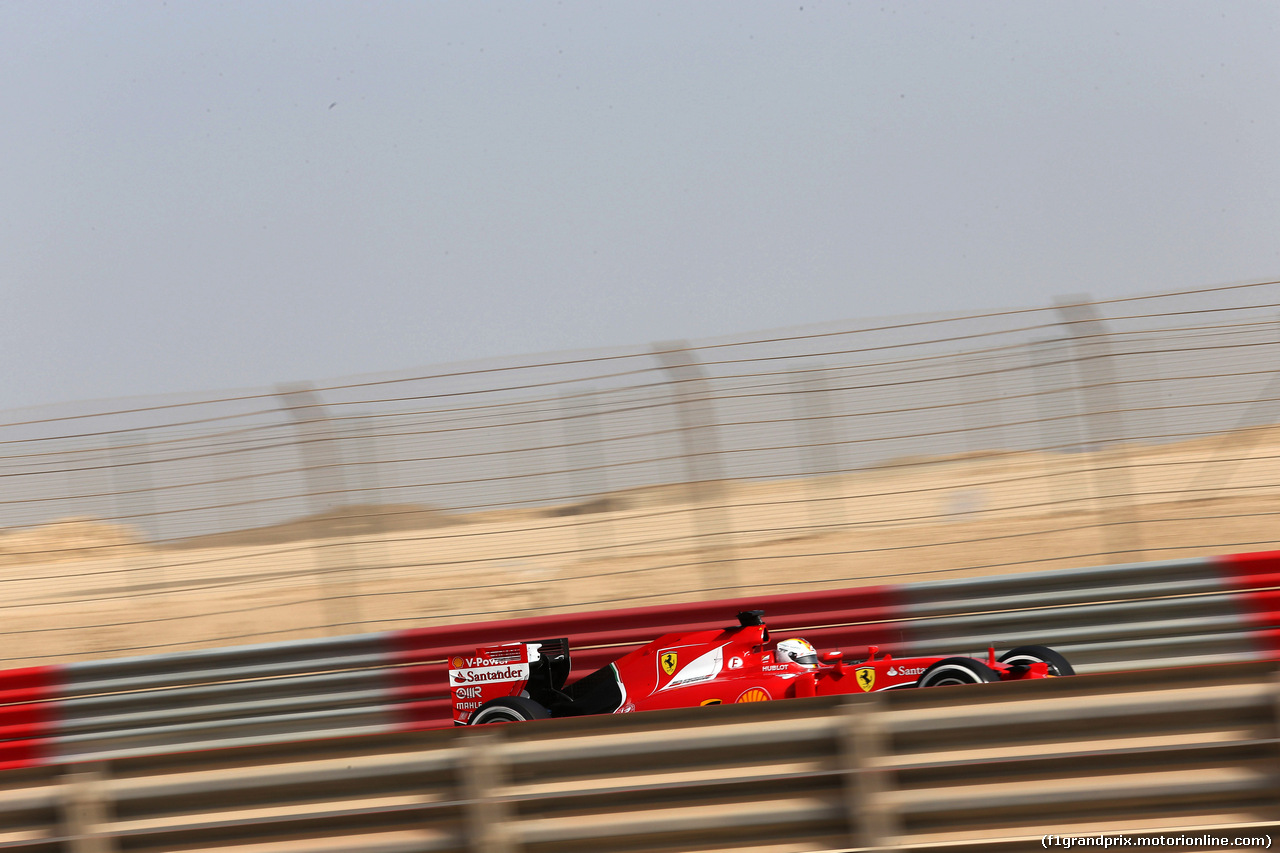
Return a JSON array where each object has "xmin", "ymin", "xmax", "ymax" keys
[{"xmin": 3, "ymin": 281, "xmax": 1280, "ymax": 665}]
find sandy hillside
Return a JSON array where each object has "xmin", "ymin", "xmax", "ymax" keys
[{"xmin": 2, "ymin": 426, "xmax": 1279, "ymax": 668}]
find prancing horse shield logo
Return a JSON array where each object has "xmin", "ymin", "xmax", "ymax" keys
[
  {"xmin": 856, "ymin": 666, "xmax": 876, "ymax": 692},
  {"xmin": 661, "ymin": 651, "xmax": 678, "ymax": 676}
]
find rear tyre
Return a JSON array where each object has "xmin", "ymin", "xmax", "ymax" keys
[
  {"xmin": 469, "ymin": 696, "xmax": 550, "ymax": 725},
  {"xmin": 998, "ymin": 645, "xmax": 1075, "ymax": 676},
  {"xmin": 917, "ymin": 657, "xmax": 999, "ymax": 688}
]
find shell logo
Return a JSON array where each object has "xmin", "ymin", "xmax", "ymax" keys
[
  {"xmin": 451, "ymin": 657, "xmax": 465, "ymax": 668},
  {"xmin": 736, "ymin": 687, "xmax": 770, "ymax": 703}
]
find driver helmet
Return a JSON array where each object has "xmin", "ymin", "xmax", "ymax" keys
[{"xmin": 775, "ymin": 638, "xmax": 819, "ymax": 668}]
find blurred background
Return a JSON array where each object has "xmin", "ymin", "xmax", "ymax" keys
[
  {"xmin": 4, "ymin": 5, "xmax": 1279, "ymax": 848},
  {"xmin": 4, "ymin": 281, "xmax": 1279, "ymax": 667}
]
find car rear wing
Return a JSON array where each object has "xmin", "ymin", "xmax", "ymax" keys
[{"xmin": 448, "ymin": 638, "xmax": 570, "ymax": 725}]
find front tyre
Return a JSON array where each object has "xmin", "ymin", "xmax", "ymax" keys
[
  {"xmin": 998, "ymin": 645, "xmax": 1075, "ymax": 676},
  {"xmin": 468, "ymin": 696, "xmax": 550, "ymax": 725},
  {"xmin": 917, "ymin": 657, "xmax": 999, "ymax": 688}
]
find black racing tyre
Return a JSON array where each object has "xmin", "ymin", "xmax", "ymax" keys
[
  {"xmin": 998, "ymin": 645, "xmax": 1075, "ymax": 676},
  {"xmin": 468, "ymin": 696, "xmax": 550, "ymax": 725},
  {"xmin": 917, "ymin": 657, "xmax": 999, "ymax": 688}
]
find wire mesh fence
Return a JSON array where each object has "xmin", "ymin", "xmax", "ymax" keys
[{"xmin": 3, "ymin": 281, "xmax": 1280, "ymax": 665}]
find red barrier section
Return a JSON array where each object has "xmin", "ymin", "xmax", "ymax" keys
[
  {"xmin": 1218, "ymin": 551, "xmax": 1280, "ymax": 657},
  {"xmin": 387, "ymin": 583, "xmax": 906, "ymax": 730},
  {"xmin": 0, "ymin": 665, "xmax": 60, "ymax": 771},
  {"xmin": 0, "ymin": 552, "xmax": 1272, "ymax": 761}
]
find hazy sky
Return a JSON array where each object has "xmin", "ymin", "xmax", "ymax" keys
[{"xmin": 3, "ymin": 1, "xmax": 1277, "ymax": 413}]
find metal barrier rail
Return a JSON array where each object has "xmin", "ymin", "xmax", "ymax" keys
[
  {"xmin": 0, "ymin": 662, "xmax": 1276, "ymax": 852},
  {"xmin": 2, "ymin": 551, "xmax": 1277, "ymax": 772},
  {"xmin": 898, "ymin": 550, "xmax": 1280, "ymax": 670}
]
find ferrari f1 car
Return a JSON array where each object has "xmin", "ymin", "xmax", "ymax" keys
[{"xmin": 449, "ymin": 610, "xmax": 1073, "ymax": 724}]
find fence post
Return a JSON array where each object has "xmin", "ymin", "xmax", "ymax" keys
[
  {"xmin": 1028, "ymin": 335, "xmax": 1091, "ymax": 519},
  {"xmin": 559, "ymin": 389, "xmax": 616, "ymax": 556},
  {"xmin": 790, "ymin": 367, "xmax": 847, "ymax": 531},
  {"xmin": 839, "ymin": 695, "xmax": 897, "ymax": 848},
  {"xmin": 1054, "ymin": 297, "xmax": 1144, "ymax": 562},
  {"xmin": 275, "ymin": 382, "xmax": 361, "ymax": 634},
  {"xmin": 1183, "ymin": 316, "xmax": 1280, "ymax": 503},
  {"xmin": 948, "ymin": 352, "xmax": 996, "ymax": 521},
  {"xmin": 652, "ymin": 342, "xmax": 739, "ymax": 595},
  {"xmin": 107, "ymin": 429, "xmax": 164, "ymax": 595},
  {"xmin": 61, "ymin": 764, "xmax": 114, "ymax": 853},
  {"xmin": 459, "ymin": 731, "xmax": 517, "ymax": 853}
]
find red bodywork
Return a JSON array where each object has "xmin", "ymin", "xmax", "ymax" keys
[{"xmin": 449, "ymin": 611, "xmax": 1059, "ymax": 725}]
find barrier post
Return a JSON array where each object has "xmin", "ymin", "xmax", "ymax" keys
[
  {"xmin": 839, "ymin": 694, "xmax": 897, "ymax": 848},
  {"xmin": 1272, "ymin": 668, "xmax": 1280, "ymax": 767},
  {"xmin": 459, "ymin": 731, "xmax": 517, "ymax": 853},
  {"xmin": 61, "ymin": 763, "xmax": 114, "ymax": 853}
]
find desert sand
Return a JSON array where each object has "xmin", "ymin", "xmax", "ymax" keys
[{"xmin": 2, "ymin": 425, "xmax": 1278, "ymax": 668}]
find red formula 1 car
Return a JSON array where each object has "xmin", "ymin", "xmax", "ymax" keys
[{"xmin": 449, "ymin": 610, "xmax": 1073, "ymax": 724}]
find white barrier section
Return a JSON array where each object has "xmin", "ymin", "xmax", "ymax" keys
[
  {"xmin": 897, "ymin": 556, "xmax": 1269, "ymax": 672},
  {"xmin": 51, "ymin": 631, "xmax": 407, "ymax": 762}
]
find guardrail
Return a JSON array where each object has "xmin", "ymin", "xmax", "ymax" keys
[
  {"xmin": 1, "ymin": 661, "xmax": 1277, "ymax": 852},
  {"xmin": 2, "ymin": 551, "xmax": 1277, "ymax": 772}
]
